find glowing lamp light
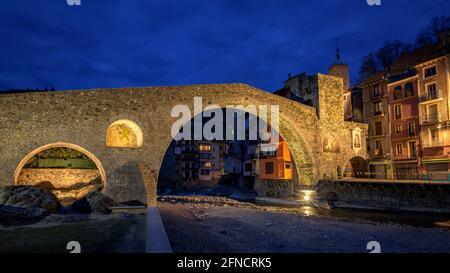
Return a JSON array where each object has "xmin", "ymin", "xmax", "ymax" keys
[{"xmin": 299, "ymin": 190, "xmax": 316, "ymax": 205}]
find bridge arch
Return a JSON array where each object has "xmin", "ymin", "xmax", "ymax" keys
[
  {"xmin": 13, "ymin": 142, "xmax": 107, "ymax": 188},
  {"xmin": 157, "ymin": 101, "xmax": 316, "ymax": 189}
]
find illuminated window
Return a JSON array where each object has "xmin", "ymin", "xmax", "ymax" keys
[
  {"xmin": 375, "ymin": 140, "xmax": 383, "ymax": 156},
  {"xmin": 202, "ymin": 161, "xmax": 212, "ymax": 168},
  {"xmin": 199, "ymin": 144, "xmax": 211, "ymax": 152},
  {"xmin": 396, "ymin": 144, "xmax": 403, "ymax": 155},
  {"xmin": 373, "ymin": 101, "xmax": 383, "ymax": 115},
  {"xmin": 394, "ymin": 105, "xmax": 402, "ymax": 120},
  {"xmin": 427, "ymin": 83, "xmax": 437, "ymax": 99},
  {"xmin": 395, "ymin": 124, "xmax": 402, "ymax": 134}
]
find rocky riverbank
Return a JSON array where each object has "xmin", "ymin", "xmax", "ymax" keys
[{"xmin": 159, "ymin": 195, "xmax": 450, "ymax": 253}]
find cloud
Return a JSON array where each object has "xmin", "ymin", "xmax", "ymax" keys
[{"xmin": 0, "ymin": 0, "xmax": 449, "ymax": 91}]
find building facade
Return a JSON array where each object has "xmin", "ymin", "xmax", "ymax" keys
[
  {"xmin": 416, "ymin": 55, "xmax": 450, "ymax": 181},
  {"xmin": 258, "ymin": 138, "xmax": 293, "ymax": 180},
  {"xmin": 387, "ymin": 71, "xmax": 421, "ymax": 179},
  {"xmin": 358, "ymin": 73, "xmax": 392, "ymax": 179}
]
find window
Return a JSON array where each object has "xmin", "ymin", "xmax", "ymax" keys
[
  {"xmin": 202, "ymin": 161, "xmax": 212, "ymax": 168},
  {"xmin": 285, "ymin": 163, "xmax": 291, "ymax": 169},
  {"xmin": 200, "ymin": 169, "xmax": 210, "ymax": 175},
  {"xmin": 373, "ymin": 84, "xmax": 380, "ymax": 97},
  {"xmin": 353, "ymin": 132, "xmax": 361, "ymax": 148},
  {"xmin": 265, "ymin": 162, "xmax": 274, "ymax": 174},
  {"xmin": 375, "ymin": 140, "xmax": 383, "ymax": 156},
  {"xmin": 396, "ymin": 144, "xmax": 403, "ymax": 155},
  {"xmin": 408, "ymin": 141, "xmax": 417, "ymax": 158},
  {"xmin": 427, "ymin": 83, "xmax": 437, "ymax": 99},
  {"xmin": 375, "ymin": 122, "xmax": 382, "ymax": 136},
  {"xmin": 394, "ymin": 105, "xmax": 402, "ymax": 120},
  {"xmin": 244, "ymin": 163, "xmax": 253, "ymax": 172},
  {"xmin": 199, "ymin": 144, "xmax": 211, "ymax": 152},
  {"xmin": 395, "ymin": 124, "xmax": 402, "ymax": 134},
  {"xmin": 425, "ymin": 66, "xmax": 437, "ymax": 78},
  {"xmin": 393, "ymin": 85, "xmax": 402, "ymax": 100},
  {"xmin": 407, "ymin": 121, "xmax": 415, "ymax": 136},
  {"xmin": 405, "ymin": 82, "xmax": 414, "ymax": 97},
  {"xmin": 427, "ymin": 104, "xmax": 438, "ymax": 122},
  {"xmin": 430, "ymin": 127, "xmax": 440, "ymax": 141},
  {"xmin": 373, "ymin": 101, "xmax": 383, "ymax": 115}
]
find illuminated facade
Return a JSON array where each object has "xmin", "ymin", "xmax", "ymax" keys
[
  {"xmin": 258, "ymin": 138, "xmax": 293, "ymax": 180},
  {"xmin": 388, "ymin": 71, "xmax": 421, "ymax": 179},
  {"xmin": 416, "ymin": 55, "xmax": 450, "ymax": 180}
]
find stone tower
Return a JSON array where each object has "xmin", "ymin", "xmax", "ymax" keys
[{"xmin": 328, "ymin": 48, "xmax": 350, "ymax": 92}]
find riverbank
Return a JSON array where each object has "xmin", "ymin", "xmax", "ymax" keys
[{"xmin": 159, "ymin": 196, "xmax": 450, "ymax": 253}]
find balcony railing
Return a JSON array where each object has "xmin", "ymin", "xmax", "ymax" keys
[
  {"xmin": 373, "ymin": 149, "xmax": 384, "ymax": 157},
  {"xmin": 369, "ymin": 90, "xmax": 385, "ymax": 99},
  {"xmin": 420, "ymin": 89, "xmax": 443, "ymax": 102},
  {"xmin": 373, "ymin": 111, "xmax": 384, "ymax": 116},
  {"xmin": 423, "ymin": 138, "xmax": 444, "ymax": 148},
  {"xmin": 420, "ymin": 113, "xmax": 441, "ymax": 124}
]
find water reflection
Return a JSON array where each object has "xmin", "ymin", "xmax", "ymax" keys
[{"xmin": 255, "ymin": 202, "xmax": 450, "ymax": 230}]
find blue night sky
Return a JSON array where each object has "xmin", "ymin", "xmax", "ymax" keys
[{"xmin": 1, "ymin": 0, "xmax": 449, "ymax": 92}]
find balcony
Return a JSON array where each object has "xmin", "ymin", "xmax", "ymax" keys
[
  {"xmin": 420, "ymin": 113, "xmax": 441, "ymax": 124},
  {"xmin": 372, "ymin": 110, "xmax": 385, "ymax": 117},
  {"xmin": 420, "ymin": 89, "xmax": 443, "ymax": 104},
  {"xmin": 373, "ymin": 149, "xmax": 384, "ymax": 157},
  {"xmin": 369, "ymin": 90, "xmax": 385, "ymax": 99},
  {"xmin": 423, "ymin": 138, "xmax": 444, "ymax": 148}
]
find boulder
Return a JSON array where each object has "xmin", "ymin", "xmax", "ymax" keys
[
  {"xmin": 0, "ymin": 186, "xmax": 60, "ymax": 213},
  {"xmin": 0, "ymin": 205, "xmax": 50, "ymax": 226},
  {"xmin": 71, "ymin": 192, "xmax": 116, "ymax": 214}
]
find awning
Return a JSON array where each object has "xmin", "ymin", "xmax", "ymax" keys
[{"xmin": 422, "ymin": 158, "xmax": 450, "ymax": 163}]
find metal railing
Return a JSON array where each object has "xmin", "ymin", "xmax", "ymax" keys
[
  {"xmin": 421, "ymin": 89, "xmax": 442, "ymax": 102},
  {"xmin": 423, "ymin": 138, "xmax": 444, "ymax": 148},
  {"xmin": 420, "ymin": 113, "xmax": 441, "ymax": 124}
]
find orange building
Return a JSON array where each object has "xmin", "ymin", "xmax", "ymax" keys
[{"xmin": 258, "ymin": 138, "xmax": 293, "ymax": 180}]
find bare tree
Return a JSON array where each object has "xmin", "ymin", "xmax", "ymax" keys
[{"xmin": 415, "ymin": 15, "xmax": 450, "ymax": 47}]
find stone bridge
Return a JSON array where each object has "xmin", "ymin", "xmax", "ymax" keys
[{"xmin": 0, "ymin": 79, "xmax": 367, "ymax": 203}]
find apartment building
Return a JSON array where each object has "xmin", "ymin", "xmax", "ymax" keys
[
  {"xmin": 258, "ymin": 138, "xmax": 293, "ymax": 180},
  {"xmin": 358, "ymin": 72, "xmax": 392, "ymax": 178},
  {"xmin": 416, "ymin": 54, "xmax": 450, "ymax": 181},
  {"xmin": 387, "ymin": 71, "xmax": 421, "ymax": 179}
]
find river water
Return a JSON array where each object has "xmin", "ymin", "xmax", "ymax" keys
[{"xmin": 254, "ymin": 202, "xmax": 450, "ymax": 229}]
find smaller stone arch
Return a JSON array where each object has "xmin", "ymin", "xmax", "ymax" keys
[
  {"xmin": 343, "ymin": 156, "xmax": 368, "ymax": 178},
  {"xmin": 106, "ymin": 119, "xmax": 143, "ymax": 148},
  {"xmin": 14, "ymin": 142, "xmax": 106, "ymax": 187}
]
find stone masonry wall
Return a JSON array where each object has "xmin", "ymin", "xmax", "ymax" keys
[
  {"xmin": 317, "ymin": 180, "xmax": 450, "ymax": 213},
  {"xmin": 0, "ymin": 83, "xmax": 368, "ymax": 202},
  {"xmin": 17, "ymin": 168, "xmax": 100, "ymax": 188}
]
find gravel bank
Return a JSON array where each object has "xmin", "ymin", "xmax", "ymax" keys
[{"xmin": 159, "ymin": 196, "xmax": 450, "ymax": 253}]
